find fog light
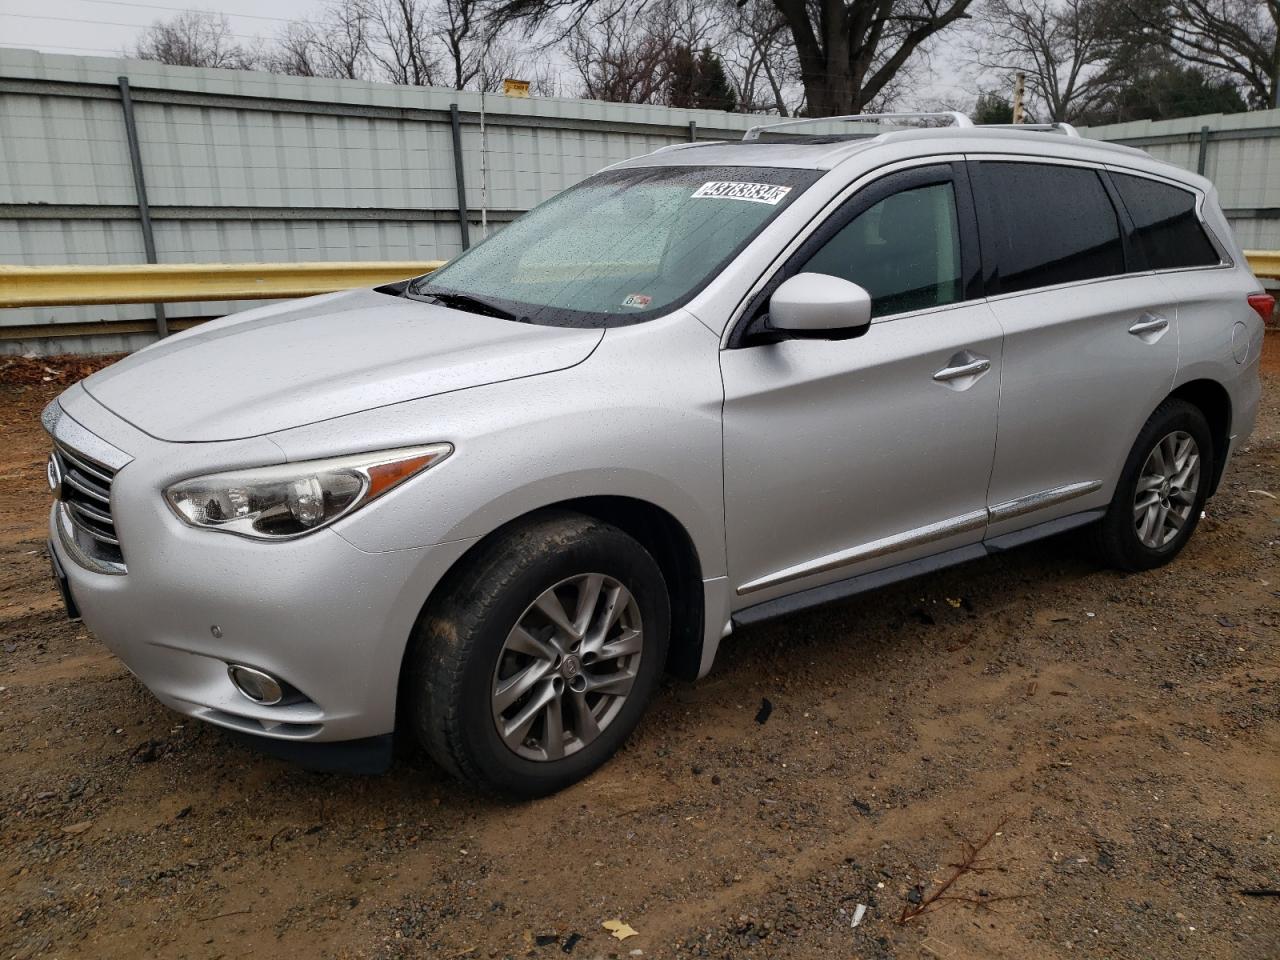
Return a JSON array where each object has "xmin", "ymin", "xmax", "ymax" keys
[{"xmin": 227, "ymin": 664, "xmax": 284, "ymax": 705}]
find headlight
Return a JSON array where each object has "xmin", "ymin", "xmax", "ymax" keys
[{"xmin": 164, "ymin": 444, "xmax": 452, "ymax": 540}]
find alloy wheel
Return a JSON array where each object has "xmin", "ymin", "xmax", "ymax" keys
[
  {"xmin": 491, "ymin": 573, "xmax": 643, "ymax": 761},
  {"xmin": 1134, "ymin": 430, "xmax": 1201, "ymax": 549}
]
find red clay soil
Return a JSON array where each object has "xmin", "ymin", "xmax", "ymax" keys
[{"xmin": 1, "ymin": 339, "xmax": 1278, "ymax": 960}]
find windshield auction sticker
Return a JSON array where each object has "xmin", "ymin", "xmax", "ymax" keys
[{"xmin": 692, "ymin": 181, "xmax": 792, "ymax": 205}]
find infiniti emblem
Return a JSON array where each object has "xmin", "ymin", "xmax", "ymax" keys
[
  {"xmin": 46, "ymin": 452, "xmax": 63, "ymax": 500},
  {"xmin": 561, "ymin": 654, "xmax": 581, "ymax": 679}
]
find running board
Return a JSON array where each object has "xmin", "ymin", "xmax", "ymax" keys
[{"xmin": 731, "ymin": 509, "xmax": 1103, "ymax": 628}]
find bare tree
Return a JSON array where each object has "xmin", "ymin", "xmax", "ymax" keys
[
  {"xmin": 491, "ymin": 0, "xmax": 974, "ymax": 115},
  {"xmin": 367, "ymin": 0, "xmax": 441, "ymax": 85},
  {"xmin": 265, "ymin": 0, "xmax": 553, "ymax": 92},
  {"xmin": 717, "ymin": 0, "xmax": 804, "ymax": 114},
  {"xmin": 1121, "ymin": 0, "xmax": 1279, "ymax": 108},
  {"xmin": 968, "ymin": 0, "xmax": 1117, "ymax": 121},
  {"xmin": 132, "ymin": 11, "xmax": 260, "ymax": 69},
  {"xmin": 565, "ymin": 0, "xmax": 675, "ymax": 102},
  {"xmin": 771, "ymin": 0, "xmax": 976, "ymax": 115},
  {"xmin": 563, "ymin": 0, "xmax": 741, "ymax": 104},
  {"xmin": 269, "ymin": 1, "xmax": 374, "ymax": 79},
  {"xmin": 437, "ymin": 0, "xmax": 488, "ymax": 90}
]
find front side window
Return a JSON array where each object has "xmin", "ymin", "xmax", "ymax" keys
[
  {"xmin": 973, "ymin": 162, "xmax": 1125, "ymax": 294},
  {"xmin": 1112, "ymin": 173, "xmax": 1221, "ymax": 270},
  {"xmin": 798, "ymin": 182, "xmax": 962, "ymax": 318},
  {"xmin": 408, "ymin": 165, "xmax": 819, "ymax": 327}
]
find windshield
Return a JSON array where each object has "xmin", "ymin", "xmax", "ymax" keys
[{"xmin": 409, "ymin": 165, "xmax": 820, "ymax": 327}]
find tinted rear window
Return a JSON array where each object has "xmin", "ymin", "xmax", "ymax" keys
[
  {"xmin": 973, "ymin": 162, "xmax": 1125, "ymax": 294},
  {"xmin": 1112, "ymin": 173, "xmax": 1220, "ymax": 270}
]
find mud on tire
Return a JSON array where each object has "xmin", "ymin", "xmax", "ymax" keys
[{"xmin": 403, "ymin": 510, "xmax": 670, "ymax": 798}]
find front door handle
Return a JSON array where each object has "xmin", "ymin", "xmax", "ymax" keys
[
  {"xmin": 1128, "ymin": 315, "xmax": 1169, "ymax": 338},
  {"xmin": 933, "ymin": 355, "xmax": 992, "ymax": 383}
]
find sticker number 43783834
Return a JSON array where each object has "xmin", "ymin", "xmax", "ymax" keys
[{"xmin": 692, "ymin": 181, "xmax": 792, "ymax": 205}]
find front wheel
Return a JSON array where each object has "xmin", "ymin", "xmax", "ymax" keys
[
  {"xmin": 1091, "ymin": 399, "xmax": 1213, "ymax": 571},
  {"xmin": 405, "ymin": 511, "xmax": 670, "ymax": 798}
]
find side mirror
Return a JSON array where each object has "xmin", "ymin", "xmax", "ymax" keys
[{"xmin": 767, "ymin": 273, "xmax": 872, "ymax": 338}]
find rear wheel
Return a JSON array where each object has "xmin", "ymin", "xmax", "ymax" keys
[
  {"xmin": 1092, "ymin": 399, "xmax": 1213, "ymax": 571},
  {"xmin": 405, "ymin": 511, "xmax": 669, "ymax": 797}
]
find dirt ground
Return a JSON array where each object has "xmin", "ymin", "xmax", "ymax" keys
[{"xmin": 2, "ymin": 342, "xmax": 1278, "ymax": 960}]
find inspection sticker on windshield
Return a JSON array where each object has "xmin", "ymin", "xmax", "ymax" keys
[
  {"xmin": 692, "ymin": 181, "xmax": 792, "ymax": 205},
  {"xmin": 622, "ymin": 293, "xmax": 652, "ymax": 308}
]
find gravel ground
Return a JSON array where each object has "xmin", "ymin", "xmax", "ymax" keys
[{"xmin": 2, "ymin": 342, "xmax": 1278, "ymax": 960}]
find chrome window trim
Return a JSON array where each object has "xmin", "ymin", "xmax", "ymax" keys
[{"xmin": 980, "ymin": 270, "xmax": 1146, "ymax": 307}]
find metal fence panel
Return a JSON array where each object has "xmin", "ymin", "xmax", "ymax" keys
[{"xmin": 1, "ymin": 47, "xmax": 1277, "ymax": 354}]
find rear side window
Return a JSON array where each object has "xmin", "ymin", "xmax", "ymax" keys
[
  {"xmin": 1112, "ymin": 173, "xmax": 1221, "ymax": 270},
  {"xmin": 972, "ymin": 162, "xmax": 1125, "ymax": 294}
]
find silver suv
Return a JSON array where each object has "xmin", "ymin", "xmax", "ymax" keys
[{"xmin": 45, "ymin": 114, "xmax": 1269, "ymax": 796}]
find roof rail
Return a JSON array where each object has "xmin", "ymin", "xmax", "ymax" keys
[
  {"xmin": 978, "ymin": 122, "xmax": 1081, "ymax": 138},
  {"xmin": 743, "ymin": 111, "xmax": 974, "ymax": 141}
]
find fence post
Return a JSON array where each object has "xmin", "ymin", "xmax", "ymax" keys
[
  {"xmin": 116, "ymin": 76, "xmax": 168, "ymax": 339},
  {"xmin": 689, "ymin": 121, "xmax": 697, "ymax": 142},
  {"xmin": 1196, "ymin": 125, "xmax": 1211, "ymax": 176},
  {"xmin": 450, "ymin": 103, "xmax": 472, "ymax": 251}
]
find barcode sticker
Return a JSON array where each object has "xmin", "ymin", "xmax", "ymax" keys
[{"xmin": 692, "ymin": 182, "xmax": 792, "ymax": 205}]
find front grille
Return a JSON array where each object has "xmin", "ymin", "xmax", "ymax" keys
[{"xmin": 54, "ymin": 442, "xmax": 124, "ymax": 565}]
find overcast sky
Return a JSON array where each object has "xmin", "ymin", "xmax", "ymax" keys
[
  {"xmin": 0, "ymin": 0, "xmax": 974, "ymax": 107},
  {"xmin": 0, "ymin": 0, "xmax": 319, "ymax": 58}
]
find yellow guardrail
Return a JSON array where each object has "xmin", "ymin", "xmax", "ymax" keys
[
  {"xmin": 1245, "ymin": 250, "xmax": 1280, "ymax": 280},
  {"xmin": 0, "ymin": 260, "xmax": 445, "ymax": 308},
  {"xmin": 0, "ymin": 251, "xmax": 1276, "ymax": 311}
]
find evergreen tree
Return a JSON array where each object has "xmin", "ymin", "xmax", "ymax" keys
[
  {"xmin": 973, "ymin": 90, "xmax": 1014, "ymax": 124},
  {"xmin": 1101, "ymin": 58, "xmax": 1246, "ymax": 123},
  {"xmin": 668, "ymin": 44, "xmax": 699, "ymax": 108},
  {"xmin": 695, "ymin": 46, "xmax": 737, "ymax": 112}
]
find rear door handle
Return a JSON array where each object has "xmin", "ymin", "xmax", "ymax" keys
[
  {"xmin": 1128, "ymin": 315, "xmax": 1169, "ymax": 337},
  {"xmin": 933, "ymin": 355, "xmax": 991, "ymax": 382}
]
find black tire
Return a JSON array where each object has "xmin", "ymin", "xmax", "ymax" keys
[
  {"xmin": 404, "ymin": 510, "xmax": 670, "ymax": 798},
  {"xmin": 1091, "ymin": 398, "xmax": 1214, "ymax": 572}
]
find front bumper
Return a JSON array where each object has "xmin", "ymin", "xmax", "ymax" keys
[
  {"xmin": 46, "ymin": 396, "xmax": 476, "ymax": 748},
  {"xmin": 50, "ymin": 501, "xmax": 473, "ymax": 743}
]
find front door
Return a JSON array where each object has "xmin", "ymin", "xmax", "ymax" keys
[{"xmin": 721, "ymin": 163, "xmax": 1003, "ymax": 610}]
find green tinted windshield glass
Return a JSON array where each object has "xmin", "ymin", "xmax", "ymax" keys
[{"xmin": 411, "ymin": 165, "xmax": 819, "ymax": 326}]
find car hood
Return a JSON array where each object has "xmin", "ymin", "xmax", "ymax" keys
[{"xmin": 81, "ymin": 288, "xmax": 603, "ymax": 442}]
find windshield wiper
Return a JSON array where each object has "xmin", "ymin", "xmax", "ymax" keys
[{"xmin": 411, "ymin": 287, "xmax": 519, "ymax": 322}]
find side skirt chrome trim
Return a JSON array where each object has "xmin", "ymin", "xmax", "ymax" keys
[
  {"xmin": 732, "ymin": 508, "xmax": 1104, "ymax": 629},
  {"xmin": 736, "ymin": 509, "xmax": 988, "ymax": 596},
  {"xmin": 735, "ymin": 481, "xmax": 1103, "ymax": 598},
  {"xmin": 987, "ymin": 480, "xmax": 1103, "ymax": 524}
]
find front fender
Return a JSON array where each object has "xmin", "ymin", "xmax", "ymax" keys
[{"xmin": 267, "ymin": 313, "xmax": 728, "ymax": 579}]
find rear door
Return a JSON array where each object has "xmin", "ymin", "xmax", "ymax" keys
[{"xmin": 969, "ymin": 158, "xmax": 1181, "ymax": 537}]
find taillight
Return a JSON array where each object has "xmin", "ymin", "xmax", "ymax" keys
[{"xmin": 1247, "ymin": 293, "xmax": 1275, "ymax": 323}]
